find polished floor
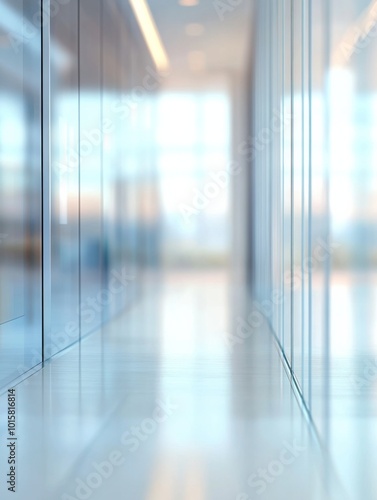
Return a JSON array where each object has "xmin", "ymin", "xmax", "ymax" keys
[{"xmin": 0, "ymin": 271, "xmax": 348, "ymax": 500}]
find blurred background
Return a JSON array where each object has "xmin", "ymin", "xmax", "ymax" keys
[
  {"xmin": 1, "ymin": 0, "xmax": 377, "ymax": 499},
  {"xmin": 0, "ymin": 0, "xmax": 253, "ymax": 383}
]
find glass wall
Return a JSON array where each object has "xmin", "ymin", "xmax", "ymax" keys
[
  {"xmin": 0, "ymin": 0, "xmax": 43, "ymax": 386},
  {"xmin": 45, "ymin": 0, "xmax": 160, "ymax": 359},
  {"xmin": 46, "ymin": 0, "xmax": 161, "ymax": 361},
  {"xmin": 253, "ymin": 0, "xmax": 331, "ymax": 432},
  {"xmin": 0, "ymin": 0, "xmax": 160, "ymax": 387},
  {"xmin": 252, "ymin": 0, "xmax": 377, "ymax": 454},
  {"xmin": 49, "ymin": 0, "xmax": 80, "ymax": 357}
]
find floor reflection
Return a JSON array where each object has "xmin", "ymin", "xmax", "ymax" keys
[{"xmin": 0, "ymin": 272, "xmax": 344, "ymax": 500}]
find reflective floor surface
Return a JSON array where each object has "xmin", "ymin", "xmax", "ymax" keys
[{"xmin": 0, "ymin": 272, "xmax": 347, "ymax": 500}]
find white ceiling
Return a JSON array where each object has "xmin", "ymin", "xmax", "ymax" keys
[{"xmin": 148, "ymin": 0, "xmax": 254, "ymax": 77}]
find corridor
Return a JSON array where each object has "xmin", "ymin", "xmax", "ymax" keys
[
  {"xmin": 0, "ymin": 271, "xmax": 344, "ymax": 500},
  {"xmin": 1, "ymin": 0, "xmax": 377, "ymax": 498}
]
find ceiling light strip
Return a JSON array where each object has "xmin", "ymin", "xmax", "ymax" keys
[{"xmin": 129, "ymin": 0, "xmax": 170, "ymax": 73}]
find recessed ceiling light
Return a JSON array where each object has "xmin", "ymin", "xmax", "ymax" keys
[
  {"xmin": 179, "ymin": 0, "xmax": 199, "ymax": 6},
  {"xmin": 185, "ymin": 23, "xmax": 204, "ymax": 36},
  {"xmin": 188, "ymin": 51, "xmax": 206, "ymax": 72}
]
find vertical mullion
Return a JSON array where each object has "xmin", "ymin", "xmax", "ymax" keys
[
  {"xmin": 281, "ymin": 0, "xmax": 286, "ymax": 353},
  {"xmin": 301, "ymin": 0, "xmax": 306, "ymax": 395},
  {"xmin": 308, "ymin": 0, "xmax": 313, "ymax": 410},
  {"xmin": 78, "ymin": 0, "xmax": 82, "ymax": 346},
  {"xmin": 269, "ymin": 0, "xmax": 272, "ymax": 321},
  {"xmin": 323, "ymin": 0, "xmax": 331, "ymax": 437},
  {"xmin": 290, "ymin": 0, "xmax": 295, "ymax": 371},
  {"xmin": 42, "ymin": 1, "xmax": 51, "ymax": 362}
]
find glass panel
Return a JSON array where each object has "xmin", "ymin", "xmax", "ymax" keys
[
  {"xmin": 293, "ymin": 0, "xmax": 303, "ymax": 386},
  {"xmin": 48, "ymin": 0, "xmax": 80, "ymax": 357},
  {"xmin": 283, "ymin": 0, "xmax": 293, "ymax": 364},
  {"xmin": 79, "ymin": 0, "xmax": 102, "ymax": 337},
  {"xmin": 310, "ymin": 0, "xmax": 328, "ymax": 432},
  {"xmin": 0, "ymin": 0, "xmax": 42, "ymax": 385}
]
